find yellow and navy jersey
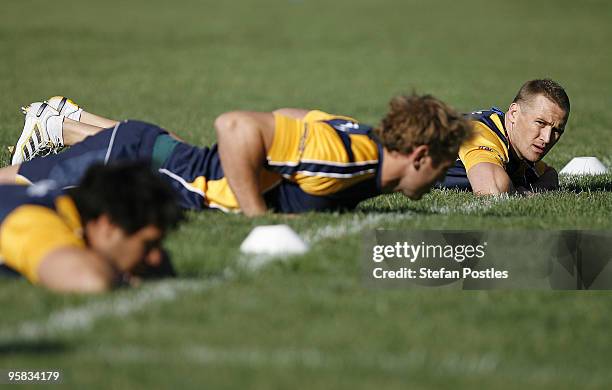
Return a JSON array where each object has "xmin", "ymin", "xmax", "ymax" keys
[
  {"xmin": 158, "ymin": 111, "xmax": 383, "ymax": 213},
  {"xmin": 440, "ymin": 107, "xmax": 548, "ymax": 190},
  {"xmin": 263, "ymin": 110, "xmax": 383, "ymax": 212},
  {"xmin": 0, "ymin": 183, "xmax": 84, "ymax": 283}
]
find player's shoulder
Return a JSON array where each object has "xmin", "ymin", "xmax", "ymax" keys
[
  {"xmin": 306, "ymin": 110, "xmax": 375, "ymax": 136},
  {"xmin": 467, "ymin": 107, "xmax": 505, "ymax": 130},
  {"xmin": 466, "ymin": 107, "xmax": 508, "ymax": 146},
  {"xmin": 0, "ymin": 186, "xmax": 83, "ymax": 284},
  {"xmin": 305, "ymin": 110, "xmax": 358, "ymax": 123}
]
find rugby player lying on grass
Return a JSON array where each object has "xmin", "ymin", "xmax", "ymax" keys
[
  {"xmin": 0, "ymin": 163, "xmax": 183, "ymax": 293},
  {"xmin": 439, "ymin": 79, "xmax": 570, "ymax": 195},
  {"xmin": 0, "ymin": 94, "xmax": 472, "ymax": 216}
]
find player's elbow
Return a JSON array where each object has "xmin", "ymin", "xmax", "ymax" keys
[{"xmin": 214, "ymin": 111, "xmax": 244, "ymax": 139}]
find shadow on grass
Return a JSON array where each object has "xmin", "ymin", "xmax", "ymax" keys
[{"xmin": 0, "ymin": 340, "xmax": 71, "ymax": 355}]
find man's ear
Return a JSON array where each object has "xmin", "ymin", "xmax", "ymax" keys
[
  {"xmin": 411, "ymin": 145, "xmax": 429, "ymax": 169},
  {"xmin": 508, "ymin": 102, "xmax": 520, "ymax": 124}
]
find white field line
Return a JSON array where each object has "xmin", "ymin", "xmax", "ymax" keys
[
  {"xmin": 0, "ymin": 279, "xmax": 219, "ymax": 343},
  {"xmin": 303, "ymin": 213, "xmax": 409, "ymax": 244},
  {"xmin": 2, "ymin": 213, "xmax": 411, "ymax": 343},
  {"xmin": 92, "ymin": 344, "xmax": 499, "ymax": 375}
]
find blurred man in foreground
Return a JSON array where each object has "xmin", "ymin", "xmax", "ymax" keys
[{"xmin": 0, "ymin": 163, "xmax": 183, "ymax": 293}]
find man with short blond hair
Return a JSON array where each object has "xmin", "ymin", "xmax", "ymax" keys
[{"xmin": 440, "ymin": 79, "xmax": 570, "ymax": 195}]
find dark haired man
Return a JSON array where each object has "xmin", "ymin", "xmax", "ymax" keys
[
  {"xmin": 1, "ymin": 94, "xmax": 472, "ymax": 215},
  {"xmin": 0, "ymin": 163, "xmax": 183, "ymax": 293},
  {"xmin": 440, "ymin": 79, "xmax": 570, "ymax": 195}
]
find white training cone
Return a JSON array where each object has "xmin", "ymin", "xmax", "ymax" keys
[
  {"xmin": 240, "ymin": 225, "xmax": 309, "ymax": 255},
  {"xmin": 559, "ymin": 157, "xmax": 608, "ymax": 176}
]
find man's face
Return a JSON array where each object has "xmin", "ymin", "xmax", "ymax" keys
[
  {"xmin": 397, "ymin": 155, "xmax": 453, "ymax": 200},
  {"xmin": 507, "ymin": 95, "xmax": 567, "ymax": 162},
  {"xmin": 88, "ymin": 218, "xmax": 164, "ymax": 274},
  {"xmin": 109, "ymin": 225, "xmax": 164, "ymax": 273}
]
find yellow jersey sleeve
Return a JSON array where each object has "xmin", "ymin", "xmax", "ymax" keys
[
  {"xmin": 0, "ymin": 205, "xmax": 85, "ymax": 283},
  {"xmin": 459, "ymin": 122, "xmax": 510, "ymax": 171}
]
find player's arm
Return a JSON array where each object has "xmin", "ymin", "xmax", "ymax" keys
[
  {"xmin": 1, "ymin": 206, "xmax": 118, "ymax": 293},
  {"xmin": 214, "ymin": 111, "xmax": 276, "ymax": 216},
  {"xmin": 467, "ymin": 162, "xmax": 515, "ymax": 195},
  {"xmin": 215, "ymin": 108, "xmax": 312, "ymax": 215},
  {"xmin": 460, "ymin": 122, "xmax": 518, "ymax": 196},
  {"xmin": 36, "ymin": 247, "xmax": 116, "ymax": 293}
]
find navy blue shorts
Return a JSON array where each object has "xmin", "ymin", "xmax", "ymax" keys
[{"xmin": 18, "ymin": 120, "xmax": 166, "ymax": 188}]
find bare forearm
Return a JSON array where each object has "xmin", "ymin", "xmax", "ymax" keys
[
  {"xmin": 220, "ymin": 147, "xmax": 266, "ymax": 215},
  {"xmin": 37, "ymin": 248, "xmax": 116, "ymax": 293},
  {"xmin": 468, "ymin": 163, "xmax": 514, "ymax": 195},
  {"xmin": 215, "ymin": 112, "xmax": 271, "ymax": 216}
]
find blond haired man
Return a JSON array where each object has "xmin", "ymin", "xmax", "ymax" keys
[
  {"xmin": 440, "ymin": 79, "xmax": 570, "ymax": 195},
  {"xmin": 2, "ymin": 94, "xmax": 472, "ymax": 215}
]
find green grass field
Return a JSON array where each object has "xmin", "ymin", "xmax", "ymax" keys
[{"xmin": 1, "ymin": 0, "xmax": 611, "ymax": 388}]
